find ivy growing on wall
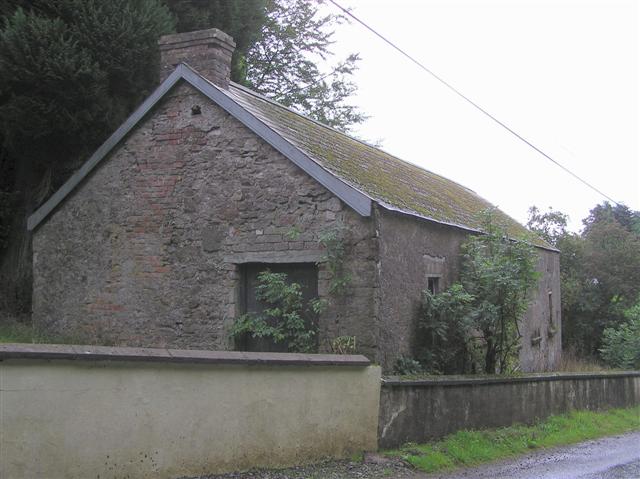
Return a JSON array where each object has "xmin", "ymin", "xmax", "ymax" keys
[{"xmin": 317, "ymin": 227, "xmax": 351, "ymax": 295}]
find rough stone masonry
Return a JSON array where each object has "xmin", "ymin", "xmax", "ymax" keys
[{"xmin": 30, "ymin": 28, "xmax": 561, "ymax": 371}]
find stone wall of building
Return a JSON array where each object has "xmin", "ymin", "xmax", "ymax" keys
[
  {"xmin": 519, "ymin": 247, "xmax": 562, "ymax": 371},
  {"xmin": 374, "ymin": 208, "xmax": 469, "ymax": 370},
  {"xmin": 374, "ymin": 207, "xmax": 561, "ymax": 372},
  {"xmin": 32, "ymin": 82, "xmax": 378, "ymax": 357}
]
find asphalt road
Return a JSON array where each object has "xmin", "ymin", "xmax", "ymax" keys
[{"xmin": 423, "ymin": 432, "xmax": 640, "ymax": 479}]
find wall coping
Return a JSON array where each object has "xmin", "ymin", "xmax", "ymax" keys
[
  {"xmin": 0, "ymin": 343, "xmax": 371, "ymax": 367},
  {"xmin": 382, "ymin": 371, "xmax": 640, "ymax": 387}
]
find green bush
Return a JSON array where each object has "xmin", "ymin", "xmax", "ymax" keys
[
  {"xmin": 230, "ymin": 270, "xmax": 320, "ymax": 353},
  {"xmin": 418, "ymin": 284, "xmax": 475, "ymax": 374},
  {"xmin": 392, "ymin": 355, "xmax": 423, "ymax": 375},
  {"xmin": 329, "ymin": 335, "xmax": 357, "ymax": 355},
  {"xmin": 600, "ymin": 300, "xmax": 640, "ymax": 369},
  {"xmin": 418, "ymin": 211, "xmax": 540, "ymax": 374}
]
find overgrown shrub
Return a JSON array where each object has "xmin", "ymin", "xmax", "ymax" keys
[
  {"xmin": 599, "ymin": 300, "xmax": 640, "ymax": 369},
  {"xmin": 418, "ymin": 284, "xmax": 476, "ymax": 374},
  {"xmin": 392, "ymin": 355, "xmax": 423, "ymax": 376},
  {"xmin": 230, "ymin": 270, "xmax": 322, "ymax": 353},
  {"xmin": 418, "ymin": 211, "xmax": 540, "ymax": 374}
]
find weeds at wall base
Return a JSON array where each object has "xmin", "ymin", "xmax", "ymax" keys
[{"xmin": 385, "ymin": 406, "xmax": 640, "ymax": 474}]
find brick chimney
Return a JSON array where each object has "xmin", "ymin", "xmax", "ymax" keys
[{"xmin": 158, "ymin": 29, "xmax": 236, "ymax": 89}]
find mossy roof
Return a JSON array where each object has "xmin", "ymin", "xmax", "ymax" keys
[
  {"xmin": 227, "ymin": 83, "xmax": 549, "ymax": 248},
  {"xmin": 26, "ymin": 62, "xmax": 548, "ymax": 250}
]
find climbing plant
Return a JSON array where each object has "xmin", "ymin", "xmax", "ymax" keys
[{"xmin": 318, "ymin": 227, "xmax": 351, "ymax": 295}]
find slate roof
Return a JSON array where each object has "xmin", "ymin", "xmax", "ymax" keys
[
  {"xmin": 226, "ymin": 83, "xmax": 549, "ymax": 248},
  {"xmin": 28, "ymin": 63, "xmax": 552, "ymax": 250}
]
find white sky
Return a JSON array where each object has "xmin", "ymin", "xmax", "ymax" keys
[{"xmin": 321, "ymin": 0, "xmax": 639, "ymax": 231}]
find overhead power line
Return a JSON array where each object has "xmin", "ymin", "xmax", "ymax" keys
[{"xmin": 328, "ymin": 0, "xmax": 621, "ymax": 206}]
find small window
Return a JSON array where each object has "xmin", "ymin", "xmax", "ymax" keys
[{"xmin": 427, "ymin": 276, "xmax": 440, "ymax": 295}]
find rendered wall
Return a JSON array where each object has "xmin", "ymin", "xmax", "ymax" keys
[
  {"xmin": 0, "ymin": 345, "xmax": 381, "ymax": 479},
  {"xmin": 378, "ymin": 372, "xmax": 640, "ymax": 448},
  {"xmin": 32, "ymin": 82, "xmax": 378, "ymax": 356},
  {"xmin": 374, "ymin": 208, "xmax": 562, "ymax": 372}
]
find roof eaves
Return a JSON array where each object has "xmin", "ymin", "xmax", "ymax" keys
[{"xmin": 377, "ymin": 202, "xmax": 559, "ymax": 253}]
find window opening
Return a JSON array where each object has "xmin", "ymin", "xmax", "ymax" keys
[
  {"xmin": 238, "ymin": 262, "xmax": 319, "ymax": 352},
  {"xmin": 427, "ymin": 276, "xmax": 440, "ymax": 295}
]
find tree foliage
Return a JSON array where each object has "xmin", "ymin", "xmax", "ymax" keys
[
  {"xmin": 0, "ymin": 0, "xmax": 174, "ymax": 171},
  {"xmin": 166, "ymin": 0, "xmax": 366, "ymax": 132},
  {"xmin": 419, "ymin": 211, "xmax": 540, "ymax": 374},
  {"xmin": 526, "ymin": 206, "xmax": 569, "ymax": 246},
  {"xmin": 599, "ymin": 299, "xmax": 640, "ymax": 370},
  {"xmin": 165, "ymin": 0, "xmax": 266, "ymax": 82},
  {"xmin": 527, "ymin": 202, "xmax": 640, "ymax": 358},
  {"xmin": 243, "ymin": 0, "xmax": 365, "ymax": 132}
]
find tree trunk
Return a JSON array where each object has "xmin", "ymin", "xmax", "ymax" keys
[
  {"xmin": 484, "ymin": 337, "xmax": 497, "ymax": 374},
  {"xmin": 0, "ymin": 155, "xmax": 45, "ymax": 321}
]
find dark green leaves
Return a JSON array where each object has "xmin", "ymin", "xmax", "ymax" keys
[
  {"xmin": 0, "ymin": 0, "xmax": 174, "ymax": 169},
  {"xmin": 230, "ymin": 270, "xmax": 317, "ymax": 353},
  {"xmin": 528, "ymin": 202, "xmax": 640, "ymax": 359},
  {"xmin": 419, "ymin": 210, "xmax": 540, "ymax": 374},
  {"xmin": 243, "ymin": 0, "xmax": 366, "ymax": 132}
]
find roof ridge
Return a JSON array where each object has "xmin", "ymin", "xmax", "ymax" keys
[{"xmin": 228, "ymin": 82, "xmax": 480, "ymax": 197}]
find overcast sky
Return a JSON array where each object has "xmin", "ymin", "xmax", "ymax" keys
[{"xmin": 320, "ymin": 0, "xmax": 638, "ymax": 231}]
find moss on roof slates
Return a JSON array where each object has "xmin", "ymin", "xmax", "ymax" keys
[{"xmin": 227, "ymin": 85, "xmax": 547, "ymax": 247}]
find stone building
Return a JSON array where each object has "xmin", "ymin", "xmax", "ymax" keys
[{"xmin": 28, "ymin": 29, "xmax": 561, "ymax": 371}]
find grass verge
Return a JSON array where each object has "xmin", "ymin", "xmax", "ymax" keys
[{"xmin": 386, "ymin": 406, "xmax": 640, "ymax": 473}]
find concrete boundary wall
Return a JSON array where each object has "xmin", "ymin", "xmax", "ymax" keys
[
  {"xmin": 378, "ymin": 372, "xmax": 640, "ymax": 448},
  {"xmin": 0, "ymin": 344, "xmax": 381, "ymax": 479}
]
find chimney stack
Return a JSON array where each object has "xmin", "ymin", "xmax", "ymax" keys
[{"xmin": 158, "ymin": 28, "xmax": 236, "ymax": 89}]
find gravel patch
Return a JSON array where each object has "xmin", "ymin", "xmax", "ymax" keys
[{"xmin": 180, "ymin": 454, "xmax": 423, "ymax": 479}]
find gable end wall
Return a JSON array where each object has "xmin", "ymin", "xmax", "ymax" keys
[{"xmin": 32, "ymin": 83, "xmax": 378, "ymax": 356}]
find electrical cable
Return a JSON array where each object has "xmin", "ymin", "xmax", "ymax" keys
[{"xmin": 328, "ymin": 0, "xmax": 621, "ymax": 206}]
